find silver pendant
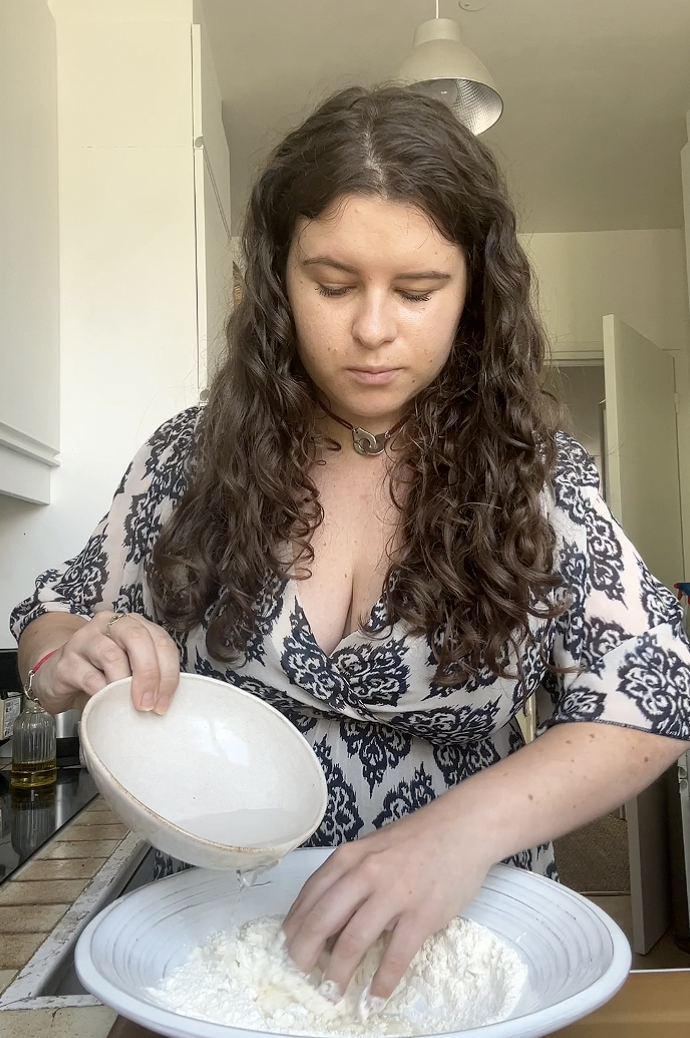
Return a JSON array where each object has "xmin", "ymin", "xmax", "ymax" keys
[{"xmin": 352, "ymin": 428, "xmax": 387, "ymax": 455}]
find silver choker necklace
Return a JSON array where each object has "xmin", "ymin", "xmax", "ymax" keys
[{"xmin": 318, "ymin": 401, "xmax": 405, "ymax": 456}]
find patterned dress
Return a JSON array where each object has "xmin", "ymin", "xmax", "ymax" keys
[{"xmin": 10, "ymin": 407, "xmax": 690, "ymax": 879}]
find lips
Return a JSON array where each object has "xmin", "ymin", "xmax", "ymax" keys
[
  {"xmin": 348, "ymin": 368, "xmax": 397, "ymax": 375},
  {"xmin": 347, "ymin": 368, "xmax": 400, "ymax": 385}
]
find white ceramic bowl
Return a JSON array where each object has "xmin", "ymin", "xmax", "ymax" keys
[
  {"xmin": 79, "ymin": 674, "xmax": 327, "ymax": 870},
  {"xmin": 75, "ymin": 848, "xmax": 632, "ymax": 1038}
]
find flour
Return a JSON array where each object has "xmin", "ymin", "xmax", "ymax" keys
[{"xmin": 149, "ymin": 914, "xmax": 527, "ymax": 1036}]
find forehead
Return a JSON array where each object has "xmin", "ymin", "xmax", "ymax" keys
[{"xmin": 290, "ymin": 194, "xmax": 463, "ymax": 269}]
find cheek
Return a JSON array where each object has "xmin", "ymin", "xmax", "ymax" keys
[
  {"xmin": 290, "ymin": 285, "xmax": 317, "ymax": 349},
  {"xmin": 295, "ymin": 310, "xmax": 335, "ymax": 364},
  {"xmin": 414, "ymin": 307, "xmax": 459, "ymax": 369},
  {"xmin": 291, "ymin": 303, "xmax": 342, "ymax": 384},
  {"xmin": 293, "ymin": 290, "xmax": 347, "ymax": 364}
]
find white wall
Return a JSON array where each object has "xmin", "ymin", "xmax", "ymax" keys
[
  {"xmin": 523, "ymin": 229, "xmax": 690, "ymax": 578},
  {"xmin": 0, "ymin": 0, "xmax": 203, "ymax": 646},
  {"xmin": 522, "ymin": 229, "xmax": 690, "ymax": 355},
  {"xmin": 682, "ymin": 114, "xmax": 690, "ymax": 581},
  {"xmin": 683, "ymin": 112, "xmax": 690, "ymax": 300},
  {"xmin": 0, "ymin": 0, "xmax": 59, "ymax": 459},
  {"xmin": 192, "ymin": 6, "xmax": 233, "ymax": 387}
]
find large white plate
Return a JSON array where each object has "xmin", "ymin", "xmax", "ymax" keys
[{"xmin": 75, "ymin": 848, "xmax": 631, "ymax": 1038}]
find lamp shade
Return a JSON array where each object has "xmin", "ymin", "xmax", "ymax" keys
[{"xmin": 396, "ymin": 18, "xmax": 503, "ymax": 135}]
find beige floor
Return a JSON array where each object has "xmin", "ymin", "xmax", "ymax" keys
[{"xmin": 588, "ymin": 894, "xmax": 690, "ymax": 969}]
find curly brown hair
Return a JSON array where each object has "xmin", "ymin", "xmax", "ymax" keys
[{"xmin": 148, "ymin": 85, "xmax": 565, "ymax": 682}]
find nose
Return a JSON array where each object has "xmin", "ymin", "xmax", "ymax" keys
[{"xmin": 351, "ymin": 289, "xmax": 397, "ymax": 350}]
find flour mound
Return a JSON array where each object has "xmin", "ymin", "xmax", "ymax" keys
[{"xmin": 149, "ymin": 914, "xmax": 527, "ymax": 1036}]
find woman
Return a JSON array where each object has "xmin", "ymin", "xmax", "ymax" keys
[{"xmin": 11, "ymin": 86, "xmax": 690, "ymax": 1010}]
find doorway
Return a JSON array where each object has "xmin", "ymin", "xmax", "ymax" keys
[
  {"xmin": 552, "ymin": 363, "xmax": 606, "ymax": 485},
  {"xmin": 549, "ymin": 361, "xmax": 690, "ymax": 968},
  {"xmin": 549, "ymin": 364, "xmax": 629, "ymax": 896}
]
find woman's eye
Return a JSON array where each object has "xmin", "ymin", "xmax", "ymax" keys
[
  {"xmin": 317, "ymin": 285, "xmax": 350, "ymax": 297},
  {"xmin": 317, "ymin": 285, "xmax": 431, "ymax": 303}
]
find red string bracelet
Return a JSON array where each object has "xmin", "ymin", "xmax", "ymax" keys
[
  {"xmin": 23, "ymin": 648, "xmax": 60, "ymax": 701},
  {"xmin": 31, "ymin": 649, "xmax": 60, "ymax": 675}
]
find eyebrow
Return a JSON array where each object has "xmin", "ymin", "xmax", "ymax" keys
[{"xmin": 301, "ymin": 256, "xmax": 452, "ymax": 281}]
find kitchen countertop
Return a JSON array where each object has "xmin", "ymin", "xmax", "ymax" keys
[
  {"xmin": 0, "ymin": 793, "xmax": 688, "ymax": 1038},
  {"xmin": 0, "ymin": 766, "xmax": 100, "ymax": 885},
  {"xmin": 7, "ymin": 970, "xmax": 684, "ymax": 1038},
  {"xmin": 0, "ymin": 787, "xmax": 146, "ymax": 1038},
  {"xmin": 103, "ymin": 972, "xmax": 690, "ymax": 1037}
]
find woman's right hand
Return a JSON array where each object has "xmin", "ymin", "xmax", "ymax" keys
[{"xmin": 32, "ymin": 612, "xmax": 181, "ymax": 714}]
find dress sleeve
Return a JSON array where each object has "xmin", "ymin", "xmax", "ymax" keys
[
  {"xmin": 537, "ymin": 433, "xmax": 690, "ymax": 741},
  {"xmin": 9, "ymin": 407, "xmax": 202, "ymax": 644}
]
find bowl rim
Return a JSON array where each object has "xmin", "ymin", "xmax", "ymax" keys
[
  {"xmin": 74, "ymin": 851, "xmax": 633, "ymax": 1038},
  {"xmin": 80, "ymin": 674, "xmax": 328, "ymax": 856}
]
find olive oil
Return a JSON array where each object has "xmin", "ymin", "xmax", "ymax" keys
[
  {"xmin": 10, "ymin": 757, "xmax": 57, "ymax": 789},
  {"xmin": 11, "ymin": 697, "xmax": 57, "ymax": 790}
]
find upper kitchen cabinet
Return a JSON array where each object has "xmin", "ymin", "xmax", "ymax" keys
[
  {"xmin": 191, "ymin": 15, "xmax": 233, "ymax": 392},
  {"xmin": 0, "ymin": 0, "xmax": 60, "ymax": 504},
  {"xmin": 0, "ymin": 0, "xmax": 232, "ymax": 507},
  {"xmin": 521, "ymin": 230, "xmax": 690, "ymax": 364}
]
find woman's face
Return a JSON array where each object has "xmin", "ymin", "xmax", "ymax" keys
[{"xmin": 285, "ymin": 194, "xmax": 468, "ymax": 432}]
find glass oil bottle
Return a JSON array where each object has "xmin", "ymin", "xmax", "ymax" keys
[{"xmin": 10, "ymin": 696, "xmax": 57, "ymax": 790}]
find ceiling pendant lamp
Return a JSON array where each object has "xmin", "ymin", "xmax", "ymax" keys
[{"xmin": 396, "ymin": 1, "xmax": 503, "ymax": 135}]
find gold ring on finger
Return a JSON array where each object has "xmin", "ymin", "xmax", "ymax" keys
[{"xmin": 106, "ymin": 612, "xmax": 126, "ymax": 637}]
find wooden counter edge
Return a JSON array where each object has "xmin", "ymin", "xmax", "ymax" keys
[
  {"xmin": 105, "ymin": 970, "xmax": 690, "ymax": 1038},
  {"xmin": 552, "ymin": 969, "xmax": 690, "ymax": 1035}
]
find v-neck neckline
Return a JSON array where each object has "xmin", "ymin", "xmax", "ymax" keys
[{"xmin": 287, "ymin": 578, "xmax": 386, "ymax": 660}]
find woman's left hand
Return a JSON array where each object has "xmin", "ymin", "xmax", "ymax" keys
[
  {"xmin": 286, "ymin": 719, "xmax": 690, "ymax": 1007},
  {"xmin": 282, "ymin": 796, "xmax": 493, "ymax": 1006}
]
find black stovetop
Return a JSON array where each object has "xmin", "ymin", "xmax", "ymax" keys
[{"xmin": 0, "ymin": 765, "xmax": 98, "ymax": 886}]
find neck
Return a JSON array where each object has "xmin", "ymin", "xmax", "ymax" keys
[
  {"xmin": 316, "ymin": 414, "xmax": 353, "ymax": 450},
  {"xmin": 316, "ymin": 400, "xmax": 405, "ymax": 455}
]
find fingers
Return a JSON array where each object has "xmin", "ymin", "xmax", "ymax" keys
[
  {"xmin": 82, "ymin": 633, "xmax": 133, "ymax": 689},
  {"xmin": 285, "ymin": 852, "xmax": 431, "ymax": 1003},
  {"xmin": 368, "ymin": 916, "xmax": 425, "ymax": 1001},
  {"xmin": 283, "ymin": 830, "xmax": 460, "ymax": 1010},
  {"xmin": 46, "ymin": 612, "xmax": 180, "ymax": 714},
  {"xmin": 146, "ymin": 625, "xmax": 182, "ymax": 714},
  {"xmin": 284, "ymin": 844, "xmax": 362, "ymax": 932},
  {"xmin": 284, "ymin": 860, "xmax": 370, "ymax": 977},
  {"xmin": 320, "ymin": 898, "xmax": 398, "ymax": 1001},
  {"xmin": 48, "ymin": 650, "xmax": 113, "ymax": 703},
  {"xmin": 98, "ymin": 613, "xmax": 179, "ymax": 712}
]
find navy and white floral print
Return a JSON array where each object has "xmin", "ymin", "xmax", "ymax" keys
[
  {"xmin": 372, "ymin": 763, "xmax": 436, "ymax": 828},
  {"xmin": 339, "ymin": 719, "xmax": 412, "ymax": 795},
  {"xmin": 10, "ymin": 408, "xmax": 690, "ymax": 880}
]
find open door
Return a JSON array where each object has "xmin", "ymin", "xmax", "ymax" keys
[{"xmin": 603, "ymin": 314, "xmax": 685, "ymax": 954}]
